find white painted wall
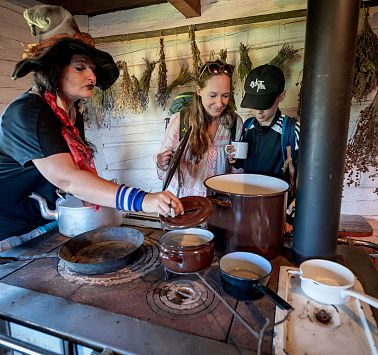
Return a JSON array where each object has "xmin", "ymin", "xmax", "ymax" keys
[
  {"xmin": 87, "ymin": 1, "xmax": 378, "ymax": 217},
  {"xmin": 0, "ymin": 0, "xmax": 377, "ymax": 217}
]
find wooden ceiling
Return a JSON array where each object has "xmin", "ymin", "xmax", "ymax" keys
[{"xmin": 37, "ymin": 0, "xmax": 201, "ymax": 17}]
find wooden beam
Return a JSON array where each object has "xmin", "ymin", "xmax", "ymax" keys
[
  {"xmin": 167, "ymin": 0, "xmax": 201, "ymax": 18},
  {"xmin": 94, "ymin": 9, "xmax": 307, "ymax": 44}
]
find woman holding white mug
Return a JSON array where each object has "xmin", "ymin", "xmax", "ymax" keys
[
  {"xmin": 224, "ymin": 141, "xmax": 249, "ymax": 160},
  {"xmin": 156, "ymin": 60, "xmax": 243, "ymax": 197}
]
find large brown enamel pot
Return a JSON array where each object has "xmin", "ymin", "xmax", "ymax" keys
[
  {"xmin": 204, "ymin": 174, "xmax": 289, "ymax": 260},
  {"xmin": 159, "ymin": 228, "xmax": 214, "ymax": 273}
]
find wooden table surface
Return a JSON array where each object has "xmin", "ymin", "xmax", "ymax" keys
[{"xmin": 338, "ymin": 214, "xmax": 373, "ymax": 238}]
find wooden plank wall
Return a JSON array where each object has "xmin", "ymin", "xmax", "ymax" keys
[
  {"xmin": 0, "ymin": 0, "xmax": 39, "ymax": 113},
  {"xmin": 87, "ymin": 1, "xmax": 378, "ymax": 217},
  {"xmin": 86, "ymin": 0, "xmax": 308, "ymax": 192},
  {"xmin": 0, "ymin": 0, "xmax": 376, "ymax": 217}
]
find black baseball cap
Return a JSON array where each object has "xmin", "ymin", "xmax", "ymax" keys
[{"xmin": 240, "ymin": 64, "xmax": 285, "ymax": 110}]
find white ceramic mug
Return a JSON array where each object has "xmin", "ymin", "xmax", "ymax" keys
[{"xmin": 224, "ymin": 141, "xmax": 248, "ymax": 159}]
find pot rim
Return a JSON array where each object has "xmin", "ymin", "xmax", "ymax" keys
[
  {"xmin": 299, "ymin": 259, "xmax": 356, "ymax": 289},
  {"xmin": 57, "ymin": 204, "xmax": 116, "ymax": 211},
  {"xmin": 219, "ymin": 251, "xmax": 272, "ymax": 282},
  {"xmin": 204, "ymin": 173, "xmax": 290, "ymax": 198},
  {"xmin": 160, "ymin": 228, "xmax": 214, "ymax": 250},
  {"xmin": 220, "ymin": 267, "xmax": 271, "ymax": 283}
]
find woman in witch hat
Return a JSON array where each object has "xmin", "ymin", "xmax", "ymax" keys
[{"xmin": 0, "ymin": 5, "xmax": 183, "ymax": 244}]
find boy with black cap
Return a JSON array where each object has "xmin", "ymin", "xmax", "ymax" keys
[{"xmin": 227, "ymin": 64, "xmax": 300, "ymax": 230}]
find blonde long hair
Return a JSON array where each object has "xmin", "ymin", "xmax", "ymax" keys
[{"xmin": 182, "ymin": 62, "xmax": 236, "ymax": 162}]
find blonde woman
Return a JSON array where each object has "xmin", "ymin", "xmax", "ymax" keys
[{"xmin": 156, "ymin": 60, "xmax": 243, "ymax": 197}]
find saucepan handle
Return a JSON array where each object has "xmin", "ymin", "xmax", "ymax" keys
[
  {"xmin": 207, "ymin": 196, "xmax": 232, "ymax": 208},
  {"xmin": 255, "ymin": 284, "xmax": 293, "ymax": 310},
  {"xmin": 0, "ymin": 257, "xmax": 19, "ymax": 264},
  {"xmin": 342, "ymin": 289, "xmax": 378, "ymax": 309},
  {"xmin": 0, "ymin": 254, "xmax": 58, "ymax": 264},
  {"xmin": 159, "ymin": 250, "xmax": 183, "ymax": 263}
]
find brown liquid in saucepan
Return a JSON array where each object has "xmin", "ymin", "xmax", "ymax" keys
[
  {"xmin": 163, "ymin": 234, "xmax": 210, "ymax": 247},
  {"xmin": 226, "ymin": 268, "xmax": 263, "ymax": 279}
]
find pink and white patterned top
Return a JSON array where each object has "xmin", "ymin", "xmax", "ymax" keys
[{"xmin": 156, "ymin": 112, "xmax": 243, "ymax": 197}]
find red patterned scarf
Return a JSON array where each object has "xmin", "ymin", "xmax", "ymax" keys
[{"xmin": 44, "ymin": 91, "xmax": 97, "ymax": 173}]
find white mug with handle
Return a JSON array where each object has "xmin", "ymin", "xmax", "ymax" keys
[{"xmin": 224, "ymin": 141, "xmax": 248, "ymax": 159}]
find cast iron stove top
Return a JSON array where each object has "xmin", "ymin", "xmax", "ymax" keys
[{"xmin": 0, "ymin": 226, "xmax": 282, "ymax": 354}]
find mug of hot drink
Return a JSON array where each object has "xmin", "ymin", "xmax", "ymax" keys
[{"xmin": 224, "ymin": 141, "xmax": 248, "ymax": 159}]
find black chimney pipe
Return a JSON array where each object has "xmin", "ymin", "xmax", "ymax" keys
[{"xmin": 292, "ymin": 0, "xmax": 360, "ymax": 262}]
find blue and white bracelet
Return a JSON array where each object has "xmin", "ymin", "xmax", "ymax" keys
[{"xmin": 115, "ymin": 184, "xmax": 147, "ymax": 212}]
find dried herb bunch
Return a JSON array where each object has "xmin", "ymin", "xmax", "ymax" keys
[
  {"xmin": 352, "ymin": 10, "xmax": 378, "ymax": 102},
  {"xmin": 269, "ymin": 43, "xmax": 300, "ymax": 70},
  {"xmin": 115, "ymin": 60, "xmax": 132, "ymax": 114},
  {"xmin": 116, "ymin": 58, "xmax": 157, "ymax": 114},
  {"xmin": 156, "ymin": 37, "xmax": 168, "ymax": 108},
  {"xmin": 91, "ymin": 85, "xmax": 117, "ymax": 117},
  {"xmin": 208, "ymin": 50, "xmax": 216, "ymax": 62},
  {"xmin": 345, "ymin": 92, "xmax": 378, "ymax": 193},
  {"xmin": 158, "ymin": 65, "xmax": 194, "ymax": 110},
  {"xmin": 189, "ymin": 26, "xmax": 202, "ymax": 79},
  {"xmin": 219, "ymin": 49, "xmax": 228, "ymax": 63},
  {"xmin": 139, "ymin": 58, "xmax": 158, "ymax": 110},
  {"xmin": 129, "ymin": 75, "xmax": 143, "ymax": 114},
  {"xmin": 238, "ymin": 42, "xmax": 253, "ymax": 84}
]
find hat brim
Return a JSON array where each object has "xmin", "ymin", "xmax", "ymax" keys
[
  {"xmin": 12, "ymin": 38, "xmax": 119, "ymax": 90},
  {"xmin": 240, "ymin": 92, "xmax": 277, "ymax": 110}
]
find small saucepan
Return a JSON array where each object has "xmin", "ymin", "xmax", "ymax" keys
[
  {"xmin": 219, "ymin": 252, "xmax": 293, "ymax": 310},
  {"xmin": 160, "ymin": 228, "xmax": 214, "ymax": 273},
  {"xmin": 292, "ymin": 259, "xmax": 378, "ymax": 307}
]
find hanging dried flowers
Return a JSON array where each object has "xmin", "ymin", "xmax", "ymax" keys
[
  {"xmin": 208, "ymin": 50, "xmax": 216, "ymax": 62},
  {"xmin": 269, "ymin": 43, "xmax": 300, "ymax": 70},
  {"xmin": 345, "ymin": 92, "xmax": 378, "ymax": 194},
  {"xmin": 139, "ymin": 58, "xmax": 158, "ymax": 110},
  {"xmin": 116, "ymin": 58, "xmax": 157, "ymax": 114},
  {"xmin": 158, "ymin": 65, "xmax": 194, "ymax": 110},
  {"xmin": 129, "ymin": 75, "xmax": 143, "ymax": 114},
  {"xmin": 91, "ymin": 85, "xmax": 117, "ymax": 121},
  {"xmin": 352, "ymin": 10, "xmax": 378, "ymax": 102},
  {"xmin": 115, "ymin": 60, "xmax": 132, "ymax": 114},
  {"xmin": 218, "ymin": 49, "xmax": 228, "ymax": 63},
  {"xmin": 270, "ymin": 44, "xmax": 301, "ymax": 118},
  {"xmin": 238, "ymin": 42, "xmax": 253, "ymax": 84},
  {"xmin": 188, "ymin": 26, "xmax": 202, "ymax": 80},
  {"xmin": 156, "ymin": 36, "xmax": 168, "ymax": 108}
]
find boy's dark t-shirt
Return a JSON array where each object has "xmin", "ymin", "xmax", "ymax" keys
[
  {"xmin": 0, "ymin": 92, "xmax": 84, "ymax": 239},
  {"xmin": 233, "ymin": 109, "xmax": 300, "ymax": 184}
]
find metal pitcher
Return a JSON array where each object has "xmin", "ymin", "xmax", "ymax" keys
[{"xmin": 29, "ymin": 192, "xmax": 123, "ymax": 237}]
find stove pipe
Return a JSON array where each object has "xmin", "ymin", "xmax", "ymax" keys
[{"xmin": 292, "ymin": 0, "xmax": 360, "ymax": 262}]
